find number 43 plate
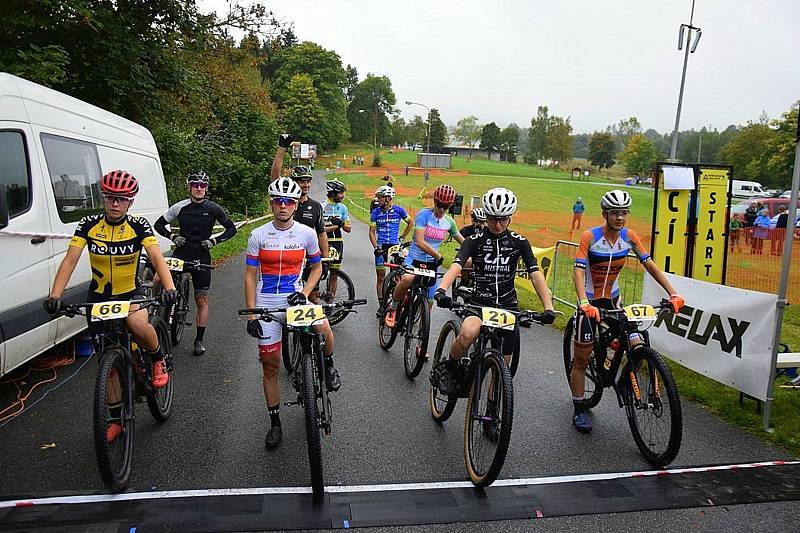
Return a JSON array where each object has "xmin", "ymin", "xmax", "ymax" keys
[
  {"xmin": 91, "ymin": 301, "xmax": 131, "ymax": 322},
  {"xmin": 623, "ymin": 304, "xmax": 656, "ymax": 322},
  {"xmin": 287, "ymin": 304, "xmax": 325, "ymax": 326},
  {"xmin": 481, "ymin": 307, "xmax": 516, "ymax": 330},
  {"xmin": 165, "ymin": 257, "xmax": 185, "ymax": 271}
]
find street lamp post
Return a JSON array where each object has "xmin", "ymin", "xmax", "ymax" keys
[
  {"xmin": 406, "ymin": 100, "xmax": 431, "ymax": 184},
  {"xmin": 669, "ymin": 0, "xmax": 702, "ymax": 161}
]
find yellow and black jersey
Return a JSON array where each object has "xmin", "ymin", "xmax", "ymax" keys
[{"xmin": 69, "ymin": 214, "xmax": 158, "ymax": 297}]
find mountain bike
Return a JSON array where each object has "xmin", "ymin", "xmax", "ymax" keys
[
  {"xmin": 563, "ymin": 299, "xmax": 683, "ymax": 466},
  {"xmin": 378, "ymin": 257, "xmax": 440, "ymax": 379},
  {"xmin": 56, "ymin": 298, "xmax": 173, "ymax": 492},
  {"xmin": 429, "ymin": 303, "xmax": 548, "ymax": 487},
  {"xmin": 317, "ymin": 247, "xmax": 356, "ymax": 326},
  {"xmin": 239, "ymin": 298, "xmax": 366, "ymax": 498}
]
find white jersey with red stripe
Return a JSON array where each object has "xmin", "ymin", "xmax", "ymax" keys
[{"xmin": 246, "ymin": 220, "xmax": 321, "ymax": 295}]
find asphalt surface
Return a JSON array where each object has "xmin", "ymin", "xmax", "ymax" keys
[{"xmin": 2, "ymin": 174, "xmax": 799, "ymax": 530}]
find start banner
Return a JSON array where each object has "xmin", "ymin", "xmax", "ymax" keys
[
  {"xmin": 642, "ymin": 272, "xmax": 777, "ymax": 400},
  {"xmin": 516, "ymin": 245, "xmax": 556, "ymax": 283}
]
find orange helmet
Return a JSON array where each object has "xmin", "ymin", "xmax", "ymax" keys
[
  {"xmin": 101, "ymin": 170, "xmax": 139, "ymax": 198},
  {"xmin": 433, "ymin": 184, "xmax": 456, "ymax": 205}
]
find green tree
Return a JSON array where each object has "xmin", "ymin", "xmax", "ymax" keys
[
  {"xmin": 546, "ymin": 116, "xmax": 573, "ymax": 164},
  {"xmin": 345, "ymin": 64, "xmax": 358, "ymax": 102},
  {"xmin": 571, "ymin": 133, "xmax": 591, "ymax": 159},
  {"xmin": 588, "ymin": 132, "xmax": 617, "ymax": 170},
  {"xmin": 426, "ymin": 108, "xmax": 448, "ymax": 152},
  {"xmin": 453, "ymin": 115, "xmax": 481, "ymax": 159},
  {"xmin": 765, "ymin": 102, "xmax": 799, "ymax": 188},
  {"xmin": 719, "ymin": 123, "xmax": 774, "ymax": 181},
  {"xmin": 480, "ymin": 122, "xmax": 502, "ymax": 159},
  {"xmin": 346, "ymin": 74, "xmax": 396, "ymax": 163},
  {"xmin": 406, "ymin": 115, "xmax": 427, "ymax": 147},
  {"xmin": 620, "ymin": 133, "xmax": 658, "ymax": 177},
  {"xmin": 613, "ymin": 116, "xmax": 642, "ymax": 147},
  {"xmin": 389, "ymin": 116, "xmax": 407, "ymax": 146},
  {"xmin": 279, "ymin": 74, "xmax": 325, "ymax": 146},
  {"xmin": 501, "ymin": 124, "xmax": 520, "ymax": 162},
  {"xmin": 526, "ymin": 106, "xmax": 549, "ymax": 164}
]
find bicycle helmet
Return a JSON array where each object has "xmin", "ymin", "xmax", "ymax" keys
[
  {"xmin": 101, "ymin": 170, "xmax": 139, "ymax": 198},
  {"xmin": 433, "ymin": 184, "xmax": 456, "ymax": 205},
  {"xmin": 482, "ymin": 187, "xmax": 517, "ymax": 216},
  {"xmin": 291, "ymin": 165, "xmax": 313, "ymax": 180},
  {"xmin": 376, "ymin": 185, "xmax": 395, "ymax": 198},
  {"xmin": 326, "ymin": 179, "xmax": 347, "ymax": 196},
  {"xmin": 186, "ymin": 171, "xmax": 210, "ymax": 185},
  {"xmin": 268, "ymin": 177, "xmax": 302, "ymax": 199},
  {"xmin": 600, "ymin": 189, "xmax": 632, "ymax": 210},
  {"xmin": 471, "ymin": 207, "xmax": 486, "ymax": 222}
]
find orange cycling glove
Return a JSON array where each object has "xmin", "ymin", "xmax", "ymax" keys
[
  {"xmin": 669, "ymin": 293, "xmax": 685, "ymax": 314},
  {"xmin": 579, "ymin": 302, "xmax": 601, "ymax": 322}
]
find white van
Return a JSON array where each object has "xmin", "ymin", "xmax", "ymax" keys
[
  {"xmin": 0, "ymin": 73, "xmax": 170, "ymax": 377},
  {"xmin": 732, "ymin": 180, "xmax": 766, "ymax": 198}
]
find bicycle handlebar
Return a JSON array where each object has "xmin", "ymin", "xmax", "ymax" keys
[
  {"xmin": 55, "ymin": 298, "xmax": 161, "ymax": 318},
  {"xmin": 445, "ymin": 302, "xmax": 550, "ymax": 325},
  {"xmin": 238, "ymin": 299, "xmax": 368, "ymax": 324}
]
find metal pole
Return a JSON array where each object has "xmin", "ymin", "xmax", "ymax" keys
[
  {"xmin": 669, "ymin": 0, "xmax": 698, "ymax": 161},
  {"xmin": 763, "ymin": 106, "xmax": 800, "ymax": 432}
]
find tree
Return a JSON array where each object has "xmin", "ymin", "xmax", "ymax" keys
[
  {"xmin": 526, "ymin": 106, "xmax": 549, "ymax": 164},
  {"xmin": 571, "ymin": 133, "xmax": 591, "ymax": 159},
  {"xmin": 279, "ymin": 74, "xmax": 325, "ymax": 146},
  {"xmin": 501, "ymin": 124, "xmax": 520, "ymax": 162},
  {"xmin": 613, "ymin": 116, "xmax": 642, "ymax": 147},
  {"xmin": 765, "ymin": 102, "xmax": 799, "ymax": 189},
  {"xmin": 346, "ymin": 74, "xmax": 396, "ymax": 163},
  {"xmin": 425, "ymin": 109, "xmax": 448, "ymax": 153},
  {"xmin": 344, "ymin": 64, "xmax": 358, "ymax": 102},
  {"xmin": 588, "ymin": 132, "xmax": 617, "ymax": 170},
  {"xmin": 719, "ymin": 123, "xmax": 774, "ymax": 181},
  {"xmin": 546, "ymin": 116, "xmax": 573, "ymax": 164},
  {"xmin": 620, "ymin": 133, "xmax": 658, "ymax": 177},
  {"xmin": 389, "ymin": 116, "xmax": 407, "ymax": 146},
  {"xmin": 480, "ymin": 122, "xmax": 502, "ymax": 159},
  {"xmin": 453, "ymin": 115, "xmax": 481, "ymax": 159},
  {"xmin": 406, "ymin": 115, "xmax": 427, "ymax": 147}
]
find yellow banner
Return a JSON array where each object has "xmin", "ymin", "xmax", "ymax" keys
[
  {"xmin": 517, "ymin": 246, "xmax": 556, "ymax": 282},
  {"xmin": 692, "ymin": 167, "xmax": 729, "ymax": 283},
  {"xmin": 653, "ymin": 183, "xmax": 690, "ymax": 276}
]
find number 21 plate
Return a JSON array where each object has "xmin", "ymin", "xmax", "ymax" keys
[{"xmin": 481, "ymin": 307, "xmax": 516, "ymax": 330}]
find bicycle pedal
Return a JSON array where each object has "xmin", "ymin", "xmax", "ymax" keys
[{"xmin": 284, "ymin": 400, "xmax": 299, "ymax": 407}]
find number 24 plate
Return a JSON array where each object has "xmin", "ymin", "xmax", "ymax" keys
[
  {"xmin": 481, "ymin": 307, "xmax": 516, "ymax": 330},
  {"xmin": 90, "ymin": 301, "xmax": 131, "ymax": 322},
  {"xmin": 623, "ymin": 304, "xmax": 656, "ymax": 322},
  {"xmin": 287, "ymin": 304, "xmax": 325, "ymax": 326}
]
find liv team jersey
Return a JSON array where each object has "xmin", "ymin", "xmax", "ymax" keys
[
  {"xmin": 370, "ymin": 204, "xmax": 409, "ymax": 246},
  {"xmin": 246, "ymin": 221, "xmax": 321, "ymax": 294},
  {"xmin": 574, "ymin": 226, "xmax": 650, "ymax": 300},
  {"xmin": 406, "ymin": 207, "xmax": 458, "ymax": 263}
]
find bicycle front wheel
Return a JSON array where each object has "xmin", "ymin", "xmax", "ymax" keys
[
  {"xmin": 302, "ymin": 354, "xmax": 324, "ymax": 497},
  {"xmin": 624, "ymin": 347, "xmax": 683, "ymax": 467},
  {"xmin": 430, "ymin": 320, "xmax": 460, "ymax": 423},
  {"xmin": 94, "ymin": 349, "xmax": 134, "ymax": 493},
  {"xmin": 464, "ymin": 351, "xmax": 513, "ymax": 488},
  {"xmin": 170, "ymin": 272, "xmax": 191, "ymax": 346},
  {"xmin": 563, "ymin": 317, "xmax": 603, "ymax": 409},
  {"xmin": 378, "ymin": 270, "xmax": 400, "ymax": 350},
  {"xmin": 146, "ymin": 315, "xmax": 174, "ymax": 422},
  {"xmin": 281, "ymin": 326, "xmax": 302, "ymax": 374},
  {"xmin": 321, "ymin": 269, "xmax": 355, "ymax": 326},
  {"xmin": 403, "ymin": 294, "xmax": 430, "ymax": 379}
]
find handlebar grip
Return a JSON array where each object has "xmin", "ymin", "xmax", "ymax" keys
[
  {"xmin": 238, "ymin": 309, "xmax": 261, "ymax": 315},
  {"xmin": 351, "ymin": 299, "xmax": 368, "ymax": 305}
]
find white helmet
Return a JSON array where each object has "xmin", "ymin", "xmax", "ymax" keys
[
  {"xmin": 376, "ymin": 185, "xmax": 395, "ymax": 198},
  {"xmin": 471, "ymin": 207, "xmax": 486, "ymax": 222},
  {"xmin": 482, "ymin": 188, "xmax": 517, "ymax": 216},
  {"xmin": 268, "ymin": 177, "xmax": 302, "ymax": 199},
  {"xmin": 600, "ymin": 189, "xmax": 632, "ymax": 210}
]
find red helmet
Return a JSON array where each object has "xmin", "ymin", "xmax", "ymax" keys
[
  {"xmin": 101, "ymin": 170, "xmax": 139, "ymax": 198},
  {"xmin": 433, "ymin": 184, "xmax": 456, "ymax": 205}
]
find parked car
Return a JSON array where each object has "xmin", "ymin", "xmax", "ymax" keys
[
  {"xmin": 732, "ymin": 180, "xmax": 766, "ymax": 198},
  {"xmin": 730, "ymin": 197, "xmax": 800, "ymax": 222}
]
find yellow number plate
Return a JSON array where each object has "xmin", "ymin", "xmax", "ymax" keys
[
  {"xmin": 623, "ymin": 304, "xmax": 657, "ymax": 322},
  {"xmin": 481, "ymin": 307, "xmax": 516, "ymax": 330},
  {"xmin": 387, "ymin": 244, "xmax": 401, "ymax": 256},
  {"xmin": 287, "ymin": 304, "xmax": 325, "ymax": 326},
  {"xmin": 328, "ymin": 247, "xmax": 341, "ymax": 261},
  {"xmin": 165, "ymin": 257, "xmax": 185, "ymax": 271},
  {"xmin": 90, "ymin": 301, "xmax": 131, "ymax": 322},
  {"xmin": 411, "ymin": 266, "xmax": 436, "ymax": 277}
]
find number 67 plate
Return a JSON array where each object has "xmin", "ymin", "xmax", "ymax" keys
[
  {"xmin": 287, "ymin": 304, "xmax": 325, "ymax": 326},
  {"xmin": 623, "ymin": 304, "xmax": 656, "ymax": 322},
  {"xmin": 481, "ymin": 307, "xmax": 516, "ymax": 330},
  {"xmin": 90, "ymin": 301, "xmax": 131, "ymax": 321}
]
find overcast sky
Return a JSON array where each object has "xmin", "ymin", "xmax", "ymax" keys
[{"xmin": 199, "ymin": 0, "xmax": 799, "ymax": 134}]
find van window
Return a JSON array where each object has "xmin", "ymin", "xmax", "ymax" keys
[
  {"xmin": 41, "ymin": 134, "xmax": 103, "ymax": 223},
  {"xmin": 0, "ymin": 131, "xmax": 32, "ymax": 218},
  {"xmin": 742, "ymin": 185, "xmax": 751, "ymax": 192}
]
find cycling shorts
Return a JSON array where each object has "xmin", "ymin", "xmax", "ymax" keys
[
  {"xmin": 374, "ymin": 242, "xmax": 397, "ymax": 270},
  {"xmin": 573, "ymin": 297, "xmax": 620, "ymax": 344},
  {"xmin": 328, "ymin": 241, "xmax": 344, "ymax": 269},
  {"xmin": 403, "ymin": 256, "xmax": 440, "ymax": 299},
  {"xmin": 254, "ymin": 293, "xmax": 288, "ymax": 347},
  {"xmin": 85, "ymin": 287, "xmax": 146, "ymax": 335}
]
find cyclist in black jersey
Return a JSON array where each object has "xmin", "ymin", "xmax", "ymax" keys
[
  {"xmin": 458, "ymin": 207, "xmax": 486, "ymax": 240},
  {"xmin": 154, "ymin": 171, "xmax": 237, "ymax": 355},
  {"xmin": 434, "ymin": 188, "xmax": 556, "ymax": 393}
]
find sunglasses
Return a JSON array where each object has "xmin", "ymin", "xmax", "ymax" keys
[
  {"xmin": 487, "ymin": 216, "xmax": 510, "ymax": 223},
  {"xmin": 607, "ymin": 209, "xmax": 630, "ymax": 218},
  {"xmin": 190, "ymin": 183, "xmax": 208, "ymax": 189},
  {"xmin": 272, "ymin": 197, "xmax": 297, "ymax": 207},
  {"xmin": 102, "ymin": 194, "xmax": 132, "ymax": 205}
]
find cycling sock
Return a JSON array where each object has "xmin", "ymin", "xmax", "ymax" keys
[
  {"xmin": 572, "ymin": 396, "xmax": 585, "ymax": 403},
  {"xmin": 196, "ymin": 326, "xmax": 206, "ymax": 342},
  {"xmin": 144, "ymin": 345, "xmax": 163, "ymax": 362},
  {"xmin": 268, "ymin": 404, "xmax": 281, "ymax": 427}
]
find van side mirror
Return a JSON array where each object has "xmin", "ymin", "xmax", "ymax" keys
[{"xmin": 0, "ymin": 185, "xmax": 8, "ymax": 229}]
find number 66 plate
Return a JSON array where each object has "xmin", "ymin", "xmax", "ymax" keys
[
  {"xmin": 287, "ymin": 304, "xmax": 325, "ymax": 326},
  {"xmin": 481, "ymin": 307, "xmax": 516, "ymax": 330},
  {"xmin": 90, "ymin": 301, "xmax": 131, "ymax": 321}
]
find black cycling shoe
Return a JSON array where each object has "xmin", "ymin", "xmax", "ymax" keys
[
  {"xmin": 325, "ymin": 364, "xmax": 342, "ymax": 392},
  {"xmin": 436, "ymin": 360, "xmax": 459, "ymax": 396},
  {"xmin": 265, "ymin": 425, "xmax": 282, "ymax": 449},
  {"xmin": 193, "ymin": 339, "xmax": 206, "ymax": 356}
]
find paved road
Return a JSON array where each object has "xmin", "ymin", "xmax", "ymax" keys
[{"xmin": 2, "ymin": 174, "xmax": 798, "ymax": 530}]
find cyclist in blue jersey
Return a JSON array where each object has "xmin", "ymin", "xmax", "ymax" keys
[
  {"xmin": 322, "ymin": 179, "xmax": 351, "ymax": 296},
  {"xmin": 385, "ymin": 184, "xmax": 464, "ymax": 328},
  {"xmin": 369, "ymin": 185, "xmax": 413, "ymax": 303}
]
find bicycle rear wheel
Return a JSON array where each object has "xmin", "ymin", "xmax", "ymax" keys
[
  {"xmin": 624, "ymin": 347, "xmax": 683, "ymax": 467},
  {"xmin": 170, "ymin": 273, "xmax": 191, "ymax": 346},
  {"xmin": 146, "ymin": 316, "xmax": 174, "ymax": 422},
  {"xmin": 563, "ymin": 317, "xmax": 603, "ymax": 409},
  {"xmin": 378, "ymin": 270, "xmax": 400, "ymax": 350},
  {"xmin": 321, "ymin": 269, "xmax": 355, "ymax": 326},
  {"xmin": 94, "ymin": 348, "xmax": 134, "ymax": 492},
  {"xmin": 464, "ymin": 351, "xmax": 513, "ymax": 488},
  {"xmin": 429, "ymin": 320, "xmax": 460, "ymax": 423},
  {"xmin": 302, "ymin": 353, "xmax": 324, "ymax": 497},
  {"xmin": 403, "ymin": 294, "xmax": 430, "ymax": 379}
]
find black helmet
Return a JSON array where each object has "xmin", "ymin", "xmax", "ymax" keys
[
  {"xmin": 291, "ymin": 165, "xmax": 313, "ymax": 180},
  {"xmin": 186, "ymin": 171, "xmax": 210, "ymax": 185},
  {"xmin": 326, "ymin": 179, "xmax": 347, "ymax": 196}
]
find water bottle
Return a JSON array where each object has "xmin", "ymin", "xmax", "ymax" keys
[{"xmin": 604, "ymin": 338, "xmax": 621, "ymax": 370}]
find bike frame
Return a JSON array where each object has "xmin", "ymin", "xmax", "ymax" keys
[{"xmin": 291, "ymin": 324, "xmax": 332, "ymax": 435}]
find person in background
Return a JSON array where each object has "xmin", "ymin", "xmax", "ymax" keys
[
  {"xmin": 728, "ymin": 216, "xmax": 743, "ymax": 252},
  {"xmin": 751, "ymin": 207, "xmax": 771, "ymax": 255},
  {"xmin": 571, "ymin": 197, "xmax": 585, "ymax": 230},
  {"xmin": 743, "ymin": 201, "xmax": 760, "ymax": 245},
  {"xmin": 770, "ymin": 205, "xmax": 789, "ymax": 256}
]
